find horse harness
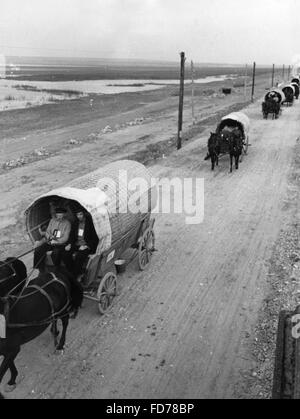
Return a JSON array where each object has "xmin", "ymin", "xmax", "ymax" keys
[
  {"xmin": 0, "ymin": 260, "xmax": 17, "ymax": 285},
  {"xmin": 4, "ymin": 273, "xmax": 72, "ymax": 329}
]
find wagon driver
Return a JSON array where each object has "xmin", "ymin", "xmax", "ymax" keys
[{"xmin": 33, "ymin": 207, "xmax": 71, "ymax": 272}]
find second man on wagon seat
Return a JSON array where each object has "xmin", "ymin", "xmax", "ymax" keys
[{"xmin": 63, "ymin": 207, "xmax": 99, "ymax": 279}]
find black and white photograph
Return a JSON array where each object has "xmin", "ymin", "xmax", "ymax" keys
[{"xmin": 0, "ymin": 0, "xmax": 300, "ymax": 401}]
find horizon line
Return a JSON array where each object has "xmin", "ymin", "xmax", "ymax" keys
[{"xmin": 4, "ymin": 55, "xmax": 291, "ymax": 68}]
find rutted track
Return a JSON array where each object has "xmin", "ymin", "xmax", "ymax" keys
[{"xmin": 3, "ymin": 99, "xmax": 300, "ymax": 399}]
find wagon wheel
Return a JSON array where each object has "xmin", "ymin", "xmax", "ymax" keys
[
  {"xmin": 138, "ymin": 227, "xmax": 155, "ymax": 271},
  {"xmin": 243, "ymin": 136, "xmax": 249, "ymax": 155},
  {"xmin": 97, "ymin": 272, "xmax": 117, "ymax": 315}
]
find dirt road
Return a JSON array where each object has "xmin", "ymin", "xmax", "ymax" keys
[{"xmin": 1, "ymin": 94, "xmax": 300, "ymax": 399}]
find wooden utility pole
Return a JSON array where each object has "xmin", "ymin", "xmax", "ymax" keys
[
  {"xmin": 282, "ymin": 64, "xmax": 285, "ymax": 81},
  {"xmin": 251, "ymin": 61, "xmax": 256, "ymax": 103},
  {"xmin": 288, "ymin": 65, "xmax": 291, "ymax": 80},
  {"xmin": 191, "ymin": 60, "xmax": 196, "ymax": 125},
  {"xmin": 177, "ymin": 52, "xmax": 185, "ymax": 150},
  {"xmin": 244, "ymin": 64, "xmax": 248, "ymax": 100},
  {"xmin": 271, "ymin": 64, "xmax": 275, "ymax": 87}
]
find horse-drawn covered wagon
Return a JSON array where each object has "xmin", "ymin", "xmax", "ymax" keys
[
  {"xmin": 205, "ymin": 112, "xmax": 250, "ymax": 172},
  {"xmin": 262, "ymin": 89, "xmax": 285, "ymax": 119},
  {"xmin": 291, "ymin": 76, "xmax": 300, "ymax": 86},
  {"xmin": 0, "ymin": 160, "xmax": 158, "ymax": 397},
  {"xmin": 282, "ymin": 84, "xmax": 295, "ymax": 106},
  {"xmin": 25, "ymin": 160, "xmax": 158, "ymax": 314},
  {"xmin": 291, "ymin": 82, "xmax": 300, "ymax": 99}
]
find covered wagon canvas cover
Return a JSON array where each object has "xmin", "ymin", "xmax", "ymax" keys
[
  {"xmin": 282, "ymin": 84, "xmax": 296, "ymax": 95},
  {"xmin": 217, "ymin": 112, "xmax": 250, "ymax": 138},
  {"xmin": 265, "ymin": 88, "xmax": 286, "ymax": 103},
  {"xmin": 25, "ymin": 160, "xmax": 157, "ymax": 255},
  {"xmin": 291, "ymin": 82, "xmax": 300, "ymax": 96}
]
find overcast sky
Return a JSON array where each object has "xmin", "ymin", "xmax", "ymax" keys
[{"xmin": 0, "ymin": 0, "xmax": 299, "ymax": 64}]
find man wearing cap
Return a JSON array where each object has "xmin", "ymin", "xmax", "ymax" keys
[
  {"xmin": 63, "ymin": 208, "xmax": 99, "ymax": 278},
  {"xmin": 33, "ymin": 207, "xmax": 71, "ymax": 272}
]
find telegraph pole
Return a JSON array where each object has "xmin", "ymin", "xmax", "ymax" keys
[
  {"xmin": 177, "ymin": 52, "xmax": 185, "ymax": 150},
  {"xmin": 244, "ymin": 64, "xmax": 248, "ymax": 100},
  {"xmin": 282, "ymin": 64, "xmax": 285, "ymax": 81},
  {"xmin": 271, "ymin": 64, "xmax": 275, "ymax": 88},
  {"xmin": 288, "ymin": 65, "xmax": 291, "ymax": 80},
  {"xmin": 191, "ymin": 60, "xmax": 196, "ymax": 125},
  {"xmin": 251, "ymin": 61, "xmax": 256, "ymax": 103}
]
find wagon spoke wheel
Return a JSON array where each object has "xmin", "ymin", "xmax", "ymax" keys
[
  {"xmin": 97, "ymin": 272, "xmax": 117, "ymax": 315},
  {"xmin": 138, "ymin": 228, "xmax": 155, "ymax": 271}
]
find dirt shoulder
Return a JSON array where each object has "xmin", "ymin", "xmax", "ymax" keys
[{"xmin": 238, "ymin": 141, "xmax": 300, "ymax": 399}]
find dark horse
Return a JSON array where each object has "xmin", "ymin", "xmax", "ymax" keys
[
  {"xmin": 0, "ymin": 265, "xmax": 83, "ymax": 398},
  {"xmin": 206, "ymin": 129, "xmax": 243, "ymax": 172},
  {"xmin": 262, "ymin": 99, "xmax": 280, "ymax": 120}
]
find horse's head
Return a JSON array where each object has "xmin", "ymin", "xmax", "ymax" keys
[
  {"xmin": 208, "ymin": 131, "xmax": 220, "ymax": 145},
  {"xmin": 209, "ymin": 131, "xmax": 217, "ymax": 139},
  {"xmin": 0, "ymin": 261, "xmax": 14, "ymax": 294}
]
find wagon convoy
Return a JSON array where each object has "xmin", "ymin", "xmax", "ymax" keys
[{"xmin": 1, "ymin": 70, "xmax": 300, "ymax": 398}]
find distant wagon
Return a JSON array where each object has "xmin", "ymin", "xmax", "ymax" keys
[
  {"xmin": 262, "ymin": 88, "xmax": 285, "ymax": 119},
  {"xmin": 205, "ymin": 112, "xmax": 250, "ymax": 172},
  {"xmin": 25, "ymin": 160, "xmax": 157, "ymax": 314},
  {"xmin": 217, "ymin": 112, "xmax": 250, "ymax": 155},
  {"xmin": 291, "ymin": 77, "xmax": 300, "ymax": 86},
  {"xmin": 282, "ymin": 84, "xmax": 295, "ymax": 106},
  {"xmin": 222, "ymin": 88, "xmax": 232, "ymax": 95},
  {"xmin": 291, "ymin": 82, "xmax": 300, "ymax": 99}
]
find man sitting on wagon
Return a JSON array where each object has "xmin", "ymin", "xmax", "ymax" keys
[
  {"xmin": 33, "ymin": 207, "xmax": 71, "ymax": 272},
  {"xmin": 63, "ymin": 207, "xmax": 99, "ymax": 279}
]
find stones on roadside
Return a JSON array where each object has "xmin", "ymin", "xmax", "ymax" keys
[
  {"xmin": 3, "ymin": 157, "xmax": 26, "ymax": 169},
  {"xmin": 3, "ymin": 147, "xmax": 50, "ymax": 170},
  {"xmin": 34, "ymin": 147, "xmax": 49, "ymax": 157},
  {"xmin": 290, "ymin": 252, "xmax": 300, "ymax": 262},
  {"xmin": 102, "ymin": 118, "xmax": 149, "ymax": 135},
  {"xmin": 102, "ymin": 125, "xmax": 113, "ymax": 134},
  {"xmin": 69, "ymin": 139, "xmax": 81, "ymax": 145}
]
